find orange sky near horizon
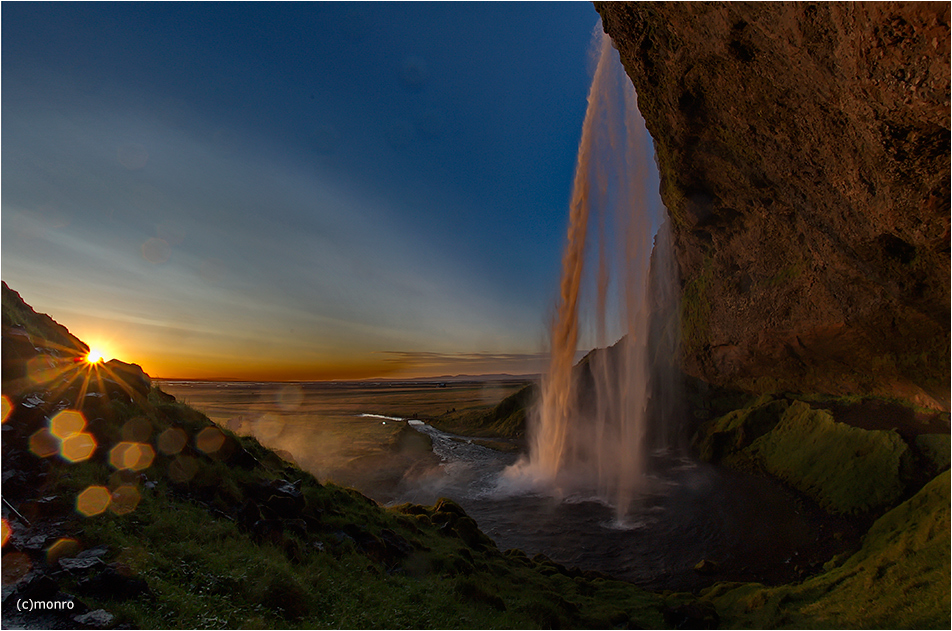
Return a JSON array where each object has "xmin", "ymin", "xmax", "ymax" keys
[{"xmin": 41, "ymin": 300, "xmax": 548, "ymax": 382}]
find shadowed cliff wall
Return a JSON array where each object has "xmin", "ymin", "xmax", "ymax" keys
[{"xmin": 596, "ymin": 2, "xmax": 950, "ymax": 408}]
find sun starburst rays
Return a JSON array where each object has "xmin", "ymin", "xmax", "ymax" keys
[{"xmin": 11, "ymin": 333, "xmax": 143, "ymax": 410}]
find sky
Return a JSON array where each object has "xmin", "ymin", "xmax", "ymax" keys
[{"xmin": 2, "ymin": 2, "xmax": 634, "ymax": 381}]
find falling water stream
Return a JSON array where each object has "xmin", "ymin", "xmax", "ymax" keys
[{"xmin": 506, "ymin": 29, "xmax": 663, "ymax": 520}]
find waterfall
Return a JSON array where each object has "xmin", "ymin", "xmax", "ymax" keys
[{"xmin": 506, "ymin": 27, "xmax": 673, "ymax": 520}]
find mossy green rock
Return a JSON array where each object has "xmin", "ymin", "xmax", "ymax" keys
[
  {"xmin": 747, "ymin": 401, "xmax": 910, "ymax": 515},
  {"xmin": 694, "ymin": 395, "xmax": 789, "ymax": 463},
  {"xmin": 704, "ymin": 470, "xmax": 951, "ymax": 629},
  {"xmin": 915, "ymin": 434, "xmax": 951, "ymax": 473}
]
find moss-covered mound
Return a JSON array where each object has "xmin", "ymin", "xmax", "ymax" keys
[
  {"xmin": 427, "ymin": 383, "xmax": 537, "ymax": 447},
  {"xmin": 690, "ymin": 392, "xmax": 950, "ymax": 627},
  {"xmin": 703, "ymin": 470, "xmax": 951, "ymax": 629},
  {"xmin": 747, "ymin": 401, "xmax": 911, "ymax": 516},
  {"xmin": 915, "ymin": 433, "xmax": 951, "ymax": 473},
  {"xmin": 695, "ymin": 396, "xmax": 925, "ymax": 516},
  {"xmin": 694, "ymin": 394, "xmax": 790, "ymax": 463}
]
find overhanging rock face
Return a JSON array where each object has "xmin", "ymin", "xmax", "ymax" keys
[{"xmin": 596, "ymin": 2, "xmax": 950, "ymax": 407}]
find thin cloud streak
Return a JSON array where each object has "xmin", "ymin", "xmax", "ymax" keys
[{"xmin": 378, "ymin": 350, "xmax": 551, "ymax": 377}]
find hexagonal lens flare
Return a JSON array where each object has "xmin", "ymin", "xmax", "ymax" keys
[
  {"xmin": 109, "ymin": 485, "xmax": 141, "ymax": 515},
  {"xmin": 29, "ymin": 428, "xmax": 59, "ymax": 458},
  {"xmin": 46, "ymin": 537, "xmax": 81, "ymax": 564},
  {"xmin": 108, "ymin": 442, "xmax": 155, "ymax": 471},
  {"xmin": 168, "ymin": 455, "xmax": 199, "ymax": 483},
  {"xmin": 50, "ymin": 410, "xmax": 86, "ymax": 439},
  {"xmin": 157, "ymin": 428, "xmax": 187, "ymax": 455},
  {"xmin": 121, "ymin": 417, "xmax": 152, "ymax": 442},
  {"xmin": 76, "ymin": 486, "xmax": 111, "ymax": 517},
  {"xmin": 60, "ymin": 433, "xmax": 97, "ymax": 462},
  {"xmin": 195, "ymin": 426, "xmax": 225, "ymax": 454}
]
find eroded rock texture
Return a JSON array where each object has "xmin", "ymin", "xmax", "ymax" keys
[{"xmin": 596, "ymin": 2, "xmax": 950, "ymax": 407}]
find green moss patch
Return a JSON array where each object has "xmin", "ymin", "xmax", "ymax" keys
[
  {"xmin": 429, "ymin": 383, "xmax": 536, "ymax": 443},
  {"xmin": 704, "ymin": 470, "xmax": 951, "ymax": 629},
  {"xmin": 746, "ymin": 401, "xmax": 910, "ymax": 515},
  {"xmin": 694, "ymin": 394, "xmax": 789, "ymax": 463},
  {"xmin": 915, "ymin": 433, "xmax": 951, "ymax": 473}
]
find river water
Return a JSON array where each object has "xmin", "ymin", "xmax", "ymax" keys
[{"xmin": 157, "ymin": 380, "xmax": 831, "ymax": 591}]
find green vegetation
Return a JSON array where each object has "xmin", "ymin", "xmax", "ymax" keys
[
  {"xmin": 704, "ymin": 470, "xmax": 950, "ymax": 629},
  {"xmin": 428, "ymin": 383, "xmax": 537, "ymax": 444},
  {"xmin": 1, "ymin": 281, "xmax": 85, "ymax": 353},
  {"xmin": 695, "ymin": 396, "xmax": 915, "ymax": 515},
  {"xmin": 8, "ymin": 381, "xmax": 671, "ymax": 629},
  {"xmin": 691, "ymin": 393, "xmax": 950, "ymax": 628},
  {"xmin": 652, "ymin": 141, "xmax": 689, "ymax": 228},
  {"xmin": 747, "ymin": 401, "xmax": 911, "ymax": 515},
  {"xmin": 694, "ymin": 394, "xmax": 789, "ymax": 462},
  {"xmin": 916, "ymin": 434, "xmax": 951, "ymax": 472},
  {"xmin": 5, "ymin": 284, "xmax": 950, "ymax": 629}
]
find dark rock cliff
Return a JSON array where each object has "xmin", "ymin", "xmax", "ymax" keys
[{"xmin": 595, "ymin": 2, "xmax": 950, "ymax": 408}]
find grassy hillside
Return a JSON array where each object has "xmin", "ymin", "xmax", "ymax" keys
[
  {"xmin": 3, "ymin": 284, "xmax": 948, "ymax": 629},
  {"xmin": 705, "ymin": 470, "xmax": 950, "ymax": 628},
  {"xmin": 0, "ymin": 286, "xmax": 673, "ymax": 629}
]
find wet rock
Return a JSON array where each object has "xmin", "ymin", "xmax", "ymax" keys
[
  {"xmin": 73, "ymin": 609, "xmax": 115, "ymax": 629},
  {"xmin": 59, "ymin": 557, "xmax": 107, "ymax": 574},
  {"xmin": 343, "ymin": 524, "xmax": 387, "ymax": 563},
  {"xmin": 379, "ymin": 528, "xmax": 414, "ymax": 557},
  {"xmin": 283, "ymin": 518, "xmax": 309, "ymax": 539},
  {"xmin": 10, "ymin": 572, "xmax": 59, "ymax": 602},
  {"xmin": 328, "ymin": 530, "xmax": 356, "ymax": 549},
  {"xmin": 247, "ymin": 479, "xmax": 305, "ymax": 518},
  {"xmin": 251, "ymin": 519, "xmax": 286, "ymax": 546},
  {"xmin": 21, "ymin": 393, "xmax": 48, "ymax": 409},
  {"xmin": 693, "ymin": 559, "xmax": 720, "ymax": 575},
  {"xmin": 237, "ymin": 499, "xmax": 262, "ymax": 529},
  {"xmin": 75, "ymin": 546, "xmax": 110, "ymax": 561}
]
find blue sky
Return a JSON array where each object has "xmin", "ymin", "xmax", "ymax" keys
[{"xmin": 2, "ymin": 2, "xmax": 621, "ymax": 379}]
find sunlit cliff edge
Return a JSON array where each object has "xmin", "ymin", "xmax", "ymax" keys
[{"xmin": 596, "ymin": 2, "xmax": 950, "ymax": 409}]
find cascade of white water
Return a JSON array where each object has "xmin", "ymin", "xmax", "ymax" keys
[{"xmin": 507, "ymin": 26, "xmax": 670, "ymax": 520}]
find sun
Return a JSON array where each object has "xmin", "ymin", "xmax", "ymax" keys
[{"xmin": 85, "ymin": 347, "xmax": 109, "ymax": 365}]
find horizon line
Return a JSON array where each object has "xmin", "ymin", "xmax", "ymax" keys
[{"xmin": 152, "ymin": 372, "xmax": 542, "ymax": 384}]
